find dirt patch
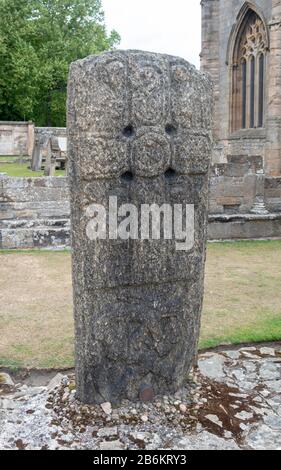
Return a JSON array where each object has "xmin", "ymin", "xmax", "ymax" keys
[{"xmin": 195, "ymin": 375, "xmax": 262, "ymax": 443}]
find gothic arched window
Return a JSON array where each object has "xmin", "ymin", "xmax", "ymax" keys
[{"xmin": 231, "ymin": 10, "xmax": 267, "ymax": 132}]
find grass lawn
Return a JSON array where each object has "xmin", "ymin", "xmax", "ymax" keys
[
  {"xmin": 0, "ymin": 161, "xmax": 65, "ymax": 177},
  {"xmin": 0, "ymin": 241, "xmax": 281, "ymax": 369},
  {"xmin": 0, "ymin": 156, "xmax": 20, "ymax": 162}
]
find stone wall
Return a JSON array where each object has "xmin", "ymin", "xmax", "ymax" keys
[
  {"xmin": 209, "ymin": 155, "xmax": 263, "ymax": 214},
  {"xmin": 0, "ymin": 122, "xmax": 34, "ymax": 156},
  {"xmin": 1, "ymin": 171, "xmax": 281, "ymax": 249},
  {"xmin": 35, "ymin": 127, "xmax": 67, "ymax": 153},
  {"xmin": 201, "ymin": 0, "xmax": 281, "ymax": 176},
  {"xmin": 208, "ymin": 213, "xmax": 281, "ymax": 240},
  {"xmin": 0, "ymin": 123, "xmax": 67, "ymax": 158},
  {"xmin": 201, "ymin": 0, "xmax": 272, "ymax": 146},
  {"xmin": 0, "ymin": 177, "xmax": 70, "ymax": 249},
  {"xmin": 35, "ymin": 127, "xmax": 67, "ymax": 138},
  {"xmin": 265, "ymin": 177, "xmax": 281, "ymax": 213}
]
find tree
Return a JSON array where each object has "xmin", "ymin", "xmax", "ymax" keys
[{"xmin": 0, "ymin": 0, "xmax": 120, "ymax": 126}]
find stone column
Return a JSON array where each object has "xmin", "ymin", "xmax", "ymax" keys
[
  {"xmin": 19, "ymin": 143, "xmax": 24, "ymax": 165},
  {"xmin": 31, "ymin": 137, "xmax": 42, "ymax": 171},
  {"xmin": 50, "ymin": 154, "xmax": 56, "ymax": 177},
  {"xmin": 266, "ymin": 1, "xmax": 281, "ymax": 176},
  {"xmin": 27, "ymin": 121, "xmax": 35, "ymax": 157},
  {"xmin": 201, "ymin": 0, "xmax": 220, "ymax": 141},
  {"xmin": 68, "ymin": 51, "xmax": 213, "ymax": 404},
  {"xmin": 251, "ymin": 168, "xmax": 268, "ymax": 215},
  {"xmin": 44, "ymin": 138, "xmax": 52, "ymax": 176},
  {"xmin": 65, "ymin": 153, "xmax": 69, "ymax": 176}
]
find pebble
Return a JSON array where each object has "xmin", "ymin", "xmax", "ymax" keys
[
  {"xmin": 205, "ymin": 414, "xmax": 223, "ymax": 427},
  {"xmin": 141, "ymin": 414, "xmax": 149, "ymax": 423},
  {"xmin": 99, "ymin": 439, "xmax": 125, "ymax": 450},
  {"xmin": 97, "ymin": 427, "xmax": 118, "ymax": 438},
  {"xmin": 130, "ymin": 431, "xmax": 151, "ymax": 444},
  {"xmin": 0, "ymin": 373, "xmax": 15, "ymax": 393},
  {"xmin": 179, "ymin": 404, "xmax": 187, "ymax": 414},
  {"xmin": 235, "ymin": 411, "xmax": 253, "ymax": 421},
  {"xmin": 240, "ymin": 423, "xmax": 248, "ymax": 431},
  {"xmin": 47, "ymin": 374, "xmax": 65, "ymax": 391},
  {"xmin": 100, "ymin": 402, "xmax": 112, "ymax": 415}
]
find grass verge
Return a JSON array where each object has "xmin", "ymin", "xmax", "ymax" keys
[
  {"xmin": 0, "ymin": 241, "xmax": 280, "ymax": 368},
  {"xmin": 0, "ymin": 162, "xmax": 65, "ymax": 177}
]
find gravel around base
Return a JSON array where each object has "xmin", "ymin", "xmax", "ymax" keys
[{"xmin": 1, "ymin": 345, "xmax": 281, "ymax": 450}]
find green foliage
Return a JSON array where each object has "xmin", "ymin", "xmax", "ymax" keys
[{"xmin": 0, "ymin": 0, "xmax": 120, "ymax": 126}]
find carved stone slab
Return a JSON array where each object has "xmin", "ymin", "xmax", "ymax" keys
[{"xmin": 68, "ymin": 51, "xmax": 213, "ymax": 404}]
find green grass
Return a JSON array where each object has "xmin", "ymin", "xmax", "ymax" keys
[
  {"xmin": 208, "ymin": 239, "xmax": 281, "ymax": 251},
  {"xmin": 0, "ymin": 241, "xmax": 281, "ymax": 369},
  {"xmin": 199, "ymin": 314, "xmax": 281, "ymax": 349},
  {"xmin": 0, "ymin": 357, "xmax": 24, "ymax": 371},
  {"xmin": 200, "ymin": 239, "xmax": 281, "ymax": 351},
  {"xmin": 0, "ymin": 249, "xmax": 70, "ymax": 255},
  {"xmin": 0, "ymin": 155, "xmax": 20, "ymax": 162},
  {"xmin": 0, "ymin": 162, "xmax": 65, "ymax": 177}
]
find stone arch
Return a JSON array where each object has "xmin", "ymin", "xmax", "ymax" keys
[
  {"xmin": 228, "ymin": 2, "xmax": 269, "ymax": 132},
  {"xmin": 227, "ymin": 2, "xmax": 269, "ymax": 65}
]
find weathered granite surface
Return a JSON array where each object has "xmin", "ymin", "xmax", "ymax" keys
[
  {"xmin": 1, "ymin": 345, "xmax": 281, "ymax": 450},
  {"xmin": 68, "ymin": 50, "xmax": 213, "ymax": 404}
]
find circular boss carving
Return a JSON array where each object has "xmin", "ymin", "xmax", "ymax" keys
[{"xmin": 132, "ymin": 132, "xmax": 170, "ymax": 177}]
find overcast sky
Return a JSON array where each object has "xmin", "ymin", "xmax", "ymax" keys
[{"xmin": 102, "ymin": 0, "xmax": 202, "ymax": 69}]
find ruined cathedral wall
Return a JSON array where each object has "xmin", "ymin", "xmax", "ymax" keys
[
  {"xmin": 218, "ymin": 0, "xmax": 271, "ymax": 141},
  {"xmin": 201, "ymin": 0, "xmax": 272, "ymax": 161},
  {"xmin": 201, "ymin": 0, "xmax": 281, "ymax": 216}
]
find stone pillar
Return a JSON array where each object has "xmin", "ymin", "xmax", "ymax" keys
[
  {"xmin": 27, "ymin": 121, "xmax": 35, "ymax": 157},
  {"xmin": 201, "ymin": 0, "xmax": 220, "ymax": 141},
  {"xmin": 65, "ymin": 153, "xmax": 69, "ymax": 176},
  {"xmin": 44, "ymin": 138, "xmax": 53, "ymax": 176},
  {"xmin": 68, "ymin": 51, "xmax": 213, "ymax": 404},
  {"xmin": 50, "ymin": 136, "xmax": 60, "ymax": 175},
  {"xmin": 50, "ymin": 153, "xmax": 56, "ymax": 176},
  {"xmin": 31, "ymin": 137, "xmax": 42, "ymax": 171},
  {"xmin": 19, "ymin": 143, "xmax": 24, "ymax": 165},
  {"xmin": 266, "ymin": 1, "xmax": 281, "ymax": 176},
  {"xmin": 251, "ymin": 168, "xmax": 268, "ymax": 215},
  {"xmin": 51, "ymin": 136, "xmax": 60, "ymax": 157}
]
